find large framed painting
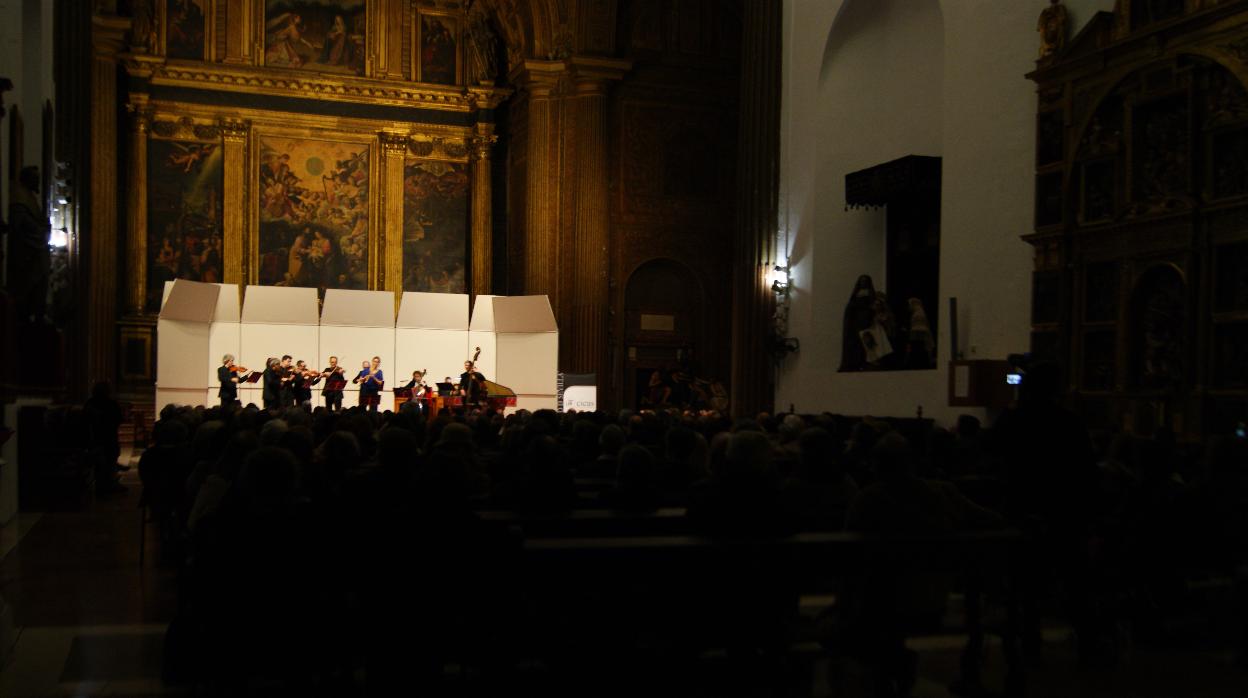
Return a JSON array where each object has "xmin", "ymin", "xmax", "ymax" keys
[
  {"xmin": 402, "ymin": 159, "xmax": 469, "ymax": 292},
  {"xmin": 416, "ymin": 11, "xmax": 460, "ymax": 85},
  {"xmin": 165, "ymin": 0, "xmax": 208, "ymax": 60},
  {"xmin": 256, "ymin": 136, "xmax": 371, "ymax": 291},
  {"xmin": 147, "ymin": 137, "xmax": 224, "ymax": 312},
  {"xmin": 264, "ymin": 0, "xmax": 367, "ymax": 76}
]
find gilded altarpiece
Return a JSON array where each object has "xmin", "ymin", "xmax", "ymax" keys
[
  {"xmin": 115, "ymin": 0, "xmax": 509, "ymax": 385},
  {"xmin": 1027, "ymin": 0, "xmax": 1248, "ymax": 439}
]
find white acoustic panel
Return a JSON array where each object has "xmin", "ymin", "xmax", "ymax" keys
[
  {"xmin": 397, "ymin": 292, "xmax": 469, "ymax": 330},
  {"xmin": 158, "ymin": 280, "xmax": 222, "ymax": 395},
  {"xmin": 241, "ymin": 285, "xmax": 320, "ymax": 325},
  {"xmin": 497, "ymin": 332, "xmax": 559, "ymax": 396},
  {"xmin": 157, "ymin": 319, "xmax": 211, "ymax": 391},
  {"xmin": 493, "ymin": 295, "xmax": 557, "ymax": 333},
  {"xmin": 396, "ymin": 328, "xmax": 469, "ymax": 388},
  {"xmin": 322, "ymin": 289, "xmax": 396, "ymax": 328},
  {"xmin": 469, "ymin": 294, "xmax": 499, "ymax": 331}
]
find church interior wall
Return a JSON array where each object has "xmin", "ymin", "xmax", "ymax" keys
[{"xmin": 778, "ymin": 0, "xmax": 1116, "ymax": 425}]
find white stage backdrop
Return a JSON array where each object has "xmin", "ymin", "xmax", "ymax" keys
[
  {"xmin": 239, "ymin": 286, "xmax": 319, "ymax": 407},
  {"xmin": 396, "ymin": 292, "xmax": 470, "ymax": 391},
  {"xmin": 155, "ymin": 289, "xmax": 559, "ymax": 413},
  {"xmin": 320, "ymin": 289, "xmax": 396, "ymax": 409}
]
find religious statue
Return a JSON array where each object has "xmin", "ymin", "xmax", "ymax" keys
[
  {"xmin": 1038, "ymin": 0, "xmax": 1068, "ymax": 59},
  {"xmin": 466, "ymin": 11, "xmax": 499, "ymax": 84},
  {"xmin": 840, "ymin": 275, "xmax": 898, "ymax": 371},
  {"xmin": 129, "ymin": 0, "xmax": 157, "ymax": 54}
]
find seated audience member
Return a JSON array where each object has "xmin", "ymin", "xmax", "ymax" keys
[
  {"xmin": 780, "ymin": 426, "xmax": 858, "ymax": 530},
  {"xmin": 689, "ymin": 430, "xmax": 793, "ymax": 537},
  {"xmin": 84, "ymin": 381, "xmax": 127, "ymax": 492},
  {"xmin": 602, "ymin": 444, "xmax": 661, "ymax": 512},
  {"xmin": 658, "ymin": 425, "xmax": 710, "ymax": 506}
]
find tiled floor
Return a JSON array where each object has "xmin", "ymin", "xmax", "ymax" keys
[{"xmin": 1, "ymin": 449, "xmax": 1246, "ymax": 697}]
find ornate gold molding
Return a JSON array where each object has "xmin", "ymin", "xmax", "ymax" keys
[
  {"xmin": 379, "ymin": 132, "xmax": 412, "ymax": 156},
  {"xmin": 144, "ymin": 61, "xmax": 511, "ymax": 112},
  {"xmin": 218, "ymin": 118, "xmax": 250, "ymax": 142},
  {"xmin": 150, "ymin": 114, "xmax": 221, "ymax": 141}
]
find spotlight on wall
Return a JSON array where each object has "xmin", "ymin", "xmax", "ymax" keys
[
  {"xmin": 49, "ymin": 228, "xmax": 69, "ymax": 248},
  {"xmin": 771, "ymin": 279, "xmax": 790, "ymax": 295}
]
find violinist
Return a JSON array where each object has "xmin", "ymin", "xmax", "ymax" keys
[
  {"xmin": 355, "ymin": 356, "xmax": 384, "ymax": 412},
  {"xmin": 292, "ymin": 359, "xmax": 319, "ymax": 408},
  {"xmin": 279, "ymin": 355, "xmax": 296, "ymax": 407},
  {"xmin": 320, "ymin": 355, "xmax": 346, "ymax": 412},
  {"xmin": 217, "ymin": 354, "xmax": 244, "ymax": 408},
  {"xmin": 261, "ymin": 357, "xmax": 282, "ymax": 410}
]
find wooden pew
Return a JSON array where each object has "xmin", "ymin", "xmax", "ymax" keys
[{"xmin": 516, "ymin": 529, "xmax": 1027, "ymax": 696}]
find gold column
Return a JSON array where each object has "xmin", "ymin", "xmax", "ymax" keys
[
  {"xmin": 124, "ymin": 104, "xmax": 150, "ymax": 316},
  {"xmin": 87, "ymin": 13, "xmax": 129, "ymax": 388},
  {"xmin": 470, "ymin": 123, "xmax": 497, "ymax": 297},
  {"xmin": 379, "ymin": 133, "xmax": 409, "ymax": 298},
  {"xmin": 569, "ymin": 76, "xmax": 610, "ymax": 374},
  {"xmin": 219, "ymin": 119, "xmax": 250, "ymax": 285},
  {"xmin": 223, "ymin": 0, "xmax": 254, "ymax": 64},
  {"xmin": 520, "ymin": 62, "xmax": 563, "ymax": 297}
]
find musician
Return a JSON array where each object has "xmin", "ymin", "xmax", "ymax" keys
[
  {"xmin": 279, "ymin": 355, "xmax": 296, "ymax": 407},
  {"xmin": 402, "ymin": 369, "xmax": 430, "ymax": 416},
  {"xmin": 320, "ymin": 355, "xmax": 346, "ymax": 412},
  {"xmin": 261, "ymin": 358, "xmax": 282, "ymax": 410},
  {"xmin": 292, "ymin": 359, "xmax": 317, "ymax": 408},
  {"xmin": 217, "ymin": 354, "xmax": 241, "ymax": 408},
  {"xmin": 355, "ymin": 356, "xmax": 384, "ymax": 412},
  {"xmin": 459, "ymin": 360, "xmax": 486, "ymax": 404}
]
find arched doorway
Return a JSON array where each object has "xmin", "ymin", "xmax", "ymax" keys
[{"xmin": 622, "ymin": 258, "xmax": 704, "ymax": 410}]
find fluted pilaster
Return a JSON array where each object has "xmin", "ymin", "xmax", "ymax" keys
[
  {"xmin": 731, "ymin": 0, "xmax": 781, "ymax": 417},
  {"xmin": 87, "ymin": 12, "xmax": 129, "ymax": 388},
  {"xmin": 219, "ymin": 119, "xmax": 249, "ymax": 285},
  {"xmin": 124, "ymin": 103, "xmax": 149, "ymax": 316},
  {"xmin": 380, "ymin": 132, "xmax": 409, "ymax": 298},
  {"xmin": 569, "ymin": 74, "xmax": 611, "ymax": 374},
  {"xmin": 470, "ymin": 123, "xmax": 497, "ymax": 297},
  {"xmin": 519, "ymin": 61, "xmax": 563, "ymax": 297}
]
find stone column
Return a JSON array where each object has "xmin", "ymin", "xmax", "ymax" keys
[
  {"xmin": 730, "ymin": 0, "xmax": 782, "ymax": 417},
  {"xmin": 567, "ymin": 59, "xmax": 626, "ymax": 375},
  {"xmin": 470, "ymin": 123, "xmax": 497, "ymax": 297},
  {"xmin": 86, "ymin": 12, "xmax": 129, "ymax": 388},
  {"xmin": 519, "ymin": 61, "xmax": 563, "ymax": 298},
  {"xmin": 124, "ymin": 104, "xmax": 149, "ymax": 316},
  {"xmin": 219, "ymin": 119, "xmax": 249, "ymax": 285},
  {"xmin": 379, "ymin": 132, "xmax": 409, "ymax": 298}
]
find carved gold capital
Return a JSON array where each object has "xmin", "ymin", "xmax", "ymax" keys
[
  {"xmin": 379, "ymin": 132, "xmax": 411, "ymax": 157},
  {"xmin": 126, "ymin": 102, "xmax": 152, "ymax": 133},
  {"xmin": 219, "ymin": 118, "xmax": 250, "ymax": 142},
  {"xmin": 470, "ymin": 133, "xmax": 499, "ymax": 161}
]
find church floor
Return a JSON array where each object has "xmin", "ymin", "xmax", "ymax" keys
[{"xmin": 0, "ymin": 453, "xmax": 1245, "ymax": 697}]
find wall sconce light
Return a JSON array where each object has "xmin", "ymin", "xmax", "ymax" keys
[{"xmin": 771, "ymin": 279, "xmax": 789, "ymax": 295}]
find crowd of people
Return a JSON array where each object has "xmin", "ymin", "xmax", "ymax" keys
[{"xmin": 125, "ymin": 364, "xmax": 1248, "ymax": 695}]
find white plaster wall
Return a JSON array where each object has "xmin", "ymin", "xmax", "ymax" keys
[{"xmin": 778, "ymin": 0, "xmax": 1116, "ymax": 426}]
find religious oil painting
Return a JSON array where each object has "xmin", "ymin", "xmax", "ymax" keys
[
  {"xmin": 257, "ymin": 136, "xmax": 370, "ymax": 291},
  {"xmin": 402, "ymin": 159, "xmax": 469, "ymax": 293},
  {"xmin": 418, "ymin": 13, "xmax": 459, "ymax": 85},
  {"xmin": 165, "ymin": 0, "xmax": 207, "ymax": 60},
  {"xmin": 264, "ymin": 0, "xmax": 367, "ymax": 75},
  {"xmin": 147, "ymin": 138, "xmax": 224, "ymax": 312}
]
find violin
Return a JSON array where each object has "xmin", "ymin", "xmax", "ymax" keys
[{"xmin": 229, "ymin": 365, "xmax": 250, "ymax": 374}]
